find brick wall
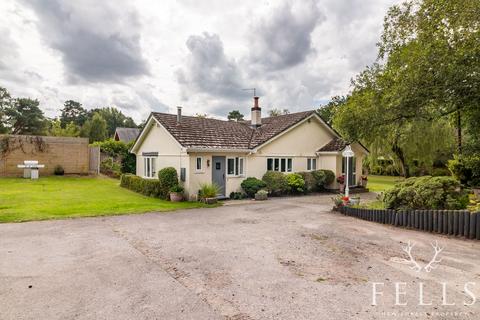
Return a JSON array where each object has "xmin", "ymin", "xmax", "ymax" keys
[{"xmin": 0, "ymin": 135, "xmax": 90, "ymax": 176}]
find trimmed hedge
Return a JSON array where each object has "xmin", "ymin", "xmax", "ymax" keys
[
  {"xmin": 120, "ymin": 174, "xmax": 165, "ymax": 198},
  {"xmin": 286, "ymin": 173, "xmax": 305, "ymax": 193}
]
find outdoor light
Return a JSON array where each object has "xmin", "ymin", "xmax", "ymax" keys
[
  {"xmin": 207, "ymin": 159, "xmax": 210, "ymax": 167},
  {"xmin": 342, "ymin": 145, "xmax": 355, "ymax": 197}
]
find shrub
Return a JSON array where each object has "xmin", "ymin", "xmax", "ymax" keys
[
  {"xmin": 298, "ymin": 172, "xmax": 316, "ymax": 192},
  {"xmin": 54, "ymin": 165, "xmax": 64, "ymax": 176},
  {"xmin": 382, "ymin": 176, "xmax": 469, "ymax": 210},
  {"xmin": 229, "ymin": 191, "xmax": 246, "ymax": 200},
  {"xmin": 93, "ymin": 139, "xmax": 136, "ymax": 174},
  {"xmin": 120, "ymin": 174, "xmax": 163, "ymax": 198},
  {"xmin": 100, "ymin": 158, "xmax": 121, "ymax": 178},
  {"xmin": 241, "ymin": 177, "xmax": 267, "ymax": 197},
  {"xmin": 431, "ymin": 167, "xmax": 451, "ymax": 177},
  {"xmin": 286, "ymin": 173, "xmax": 305, "ymax": 193},
  {"xmin": 158, "ymin": 167, "xmax": 178, "ymax": 199},
  {"xmin": 262, "ymin": 171, "xmax": 288, "ymax": 195},
  {"xmin": 170, "ymin": 184, "xmax": 184, "ymax": 193},
  {"xmin": 311, "ymin": 169, "xmax": 335, "ymax": 189},
  {"xmin": 448, "ymin": 155, "xmax": 480, "ymax": 187},
  {"xmin": 198, "ymin": 183, "xmax": 220, "ymax": 199}
]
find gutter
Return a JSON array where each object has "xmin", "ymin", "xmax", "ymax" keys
[{"xmin": 185, "ymin": 147, "xmax": 252, "ymax": 154}]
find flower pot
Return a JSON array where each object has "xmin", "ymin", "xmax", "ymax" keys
[
  {"xmin": 169, "ymin": 192, "xmax": 183, "ymax": 202},
  {"xmin": 350, "ymin": 196, "xmax": 360, "ymax": 205},
  {"xmin": 203, "ymin": 197, "xmax": 217, "ymax": 204}
]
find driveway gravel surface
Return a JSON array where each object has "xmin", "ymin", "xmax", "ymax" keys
[{"xmin": 1, "ymin": 194, "xmax": 479, "ymax": 319}]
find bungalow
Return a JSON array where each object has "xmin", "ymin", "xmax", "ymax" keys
[{"xmin": 131, "ymin": 97, "xmax": 368, "ymax": 200}]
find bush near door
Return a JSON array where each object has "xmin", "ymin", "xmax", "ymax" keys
[
  {"xmin": 262, "ymin": 171, "xmax": 289, "ymax": 195},
  {"xmin": 241, "ymin": 177, "xmax": 267, "ymax": 197}
]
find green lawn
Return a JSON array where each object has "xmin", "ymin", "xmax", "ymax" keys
[
  {"xmin": 367, "ymin": 175, "xmax": 404, "ymax": 193},
  {"xmin": 0, "ymin": 176, "xmax": 209, "ymax": 223}
]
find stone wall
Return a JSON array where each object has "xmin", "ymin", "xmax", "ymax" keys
[{"xmin": 0, "ymin": 135, "xmax": 90, "ymax": 176}]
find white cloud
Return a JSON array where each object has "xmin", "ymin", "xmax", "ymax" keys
[{"xmin": 0, "ymin": 0, "xmax": 399, "ymax": 122}]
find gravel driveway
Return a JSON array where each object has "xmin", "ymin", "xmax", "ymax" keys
[{"xmin": 1, "ymin": 194, "xmax": 479, "ymax": 319}]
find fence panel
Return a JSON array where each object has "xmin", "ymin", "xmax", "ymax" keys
[{"xmin": 334, "ymin": 206, "xmax": 479, "ymax": 240}]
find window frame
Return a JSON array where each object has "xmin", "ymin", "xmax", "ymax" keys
[
  {"xmin": 307, "ymin": 158, "xmax": 317, "ymax": 171},
  {"xmin": 227, "ymin": 157, "xmax": 245, "ymax": 177},
  {"xmin": 195, "ymin": 156, "xmax": 204, "ymax": 173},
  {"xmin": 266, "ymin": 157, "xmax": 293, "ymax": 173},
  {"xmin": 143, "ymin": 157, "xmax": 156, "ymax": 178}
]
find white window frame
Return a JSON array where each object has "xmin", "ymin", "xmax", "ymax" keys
[
  {"xmin": 307, "ymin": 158, "xmax": 317, "ymax": 171},
  {"xmin": 143, "ymin": 157, "xmax": 156, "ymax": 178},
  {"xmin": 195, "ymin": 156, "xmax": 204, "ymax": 173},
  {"xmin": 266, "ymin": 157, "xmax": 292, "ymax": 173},
  {"xmin": 227, "ymin": 157, "xmax": 245, "ymax": 177}
]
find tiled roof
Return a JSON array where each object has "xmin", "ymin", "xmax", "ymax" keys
[
  {"xmin": 317, "ymin": 137, "xmax": 348, "ymax": 152},
  {"xmin": 115, "ymin": 127, "xmax": 140, "ymax": 143},
  {"xmin": 151, "ymin": 110, "xmax": 317, "ymax": 149}
]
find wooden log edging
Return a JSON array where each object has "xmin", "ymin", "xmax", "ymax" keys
[{"xmin": 338, "ymin": 206, "xmax": 479, "ymax": 240}]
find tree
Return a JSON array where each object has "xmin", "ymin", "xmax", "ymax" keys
[
  {"xmin": 227, "ymin": 110, "xmax": 244, "ymax": 121},
  {"xmin": 0, "ymin": 87, "xmax": 12, "ymax": 133},
  {"xmin": 268, "ymin": 108, "xmax": 289, "ymax": 117},
  {"xmin": 317, "ymin": 96, "xmax": 346, "ymax": 125},
  {"xmin": 60, "ymin": 100, "xmax": 87, "ymax": 128},
  {"xmin": 5, "ymin": 98, "xmax": 47, "ymax": 135},
  {"xmin": 333, "ymin": 0, "xmax": 478, "ymax": 177},
  {"xmin": 82, "ymin": 113, "xmax": 107, "ymax": 143},
  {"xmin": 49, "ymin": 119, "xmax": 80, "ymax": 137},
  {"xmin": 92, "ymin": 107, "xmax": 137, "ymax": 137}
]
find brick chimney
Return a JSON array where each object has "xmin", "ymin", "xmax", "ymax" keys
[
  {"xmin": 177, "ymin": 106, "xmax": 182, "ymax": 123},
  {"xmin": 251, "ymin": 96, "xmax": 261, "ymax": 128}
]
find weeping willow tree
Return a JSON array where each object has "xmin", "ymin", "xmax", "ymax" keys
[{"xmin": 334, "ymin": 0, "xmax": 477, "ymax": 176}]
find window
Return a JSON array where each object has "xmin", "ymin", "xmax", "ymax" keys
[
  {"xmin": 227, "ymin": 157, "xmax": 245, "ymax": 176},
  {"xmin": 195, "ymin": 157, "xmax": 203, "ymax": 172},
  {"xmin": 307, "ymin": 158, "xmax": 317, "ymax": 171},
  {"xmin": 342, "ymin": 156, "xmax": 356, "ymax": 186},
  {"xmin": 143, "ymin": 157, "xmax": 156, "ymax": 178},
  {"xmin": 266, "ymin": 158, "xmax": 293, "ymax": 173}
]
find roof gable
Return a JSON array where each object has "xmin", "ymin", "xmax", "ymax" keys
[{"xmin": 114, "ymin": 127, "xmax": 140, "ymax": 143}]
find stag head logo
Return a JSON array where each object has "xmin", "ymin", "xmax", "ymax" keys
[{"xmin": 396, "ymin": 240, "xmax": 444, "ymax": 273}]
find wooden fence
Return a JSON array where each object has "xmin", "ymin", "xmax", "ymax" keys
[{"xmin": 339, "ymin": 206, "xmax": 480, "ymax": 240}]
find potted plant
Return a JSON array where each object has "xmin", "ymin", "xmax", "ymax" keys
[
  {"xmin": 331, "ymin": 195, "xmax": 344, "ymax": 211},
  {"xmin": 361, "ymin": 175, "xmax": 368, "ymax": 188},
  {"xmin": 341, "ymin": 195, "xmax": 350, "ymax": 206},
  {"xmin": 337, "ymin": 175, "xmax": 345, "ymax": 192},
  {"xmin": 255, "ymin": 189, "xmax": 268, "ymax": 201},
  {"xmin": 198, "ymin": 183, "xmax": 220, "ymax": 204},
  {"xmin": 169, "ymin": 185, "xmax": 184, "ymax": 202}
]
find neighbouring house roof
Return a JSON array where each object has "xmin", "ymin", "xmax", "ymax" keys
[
  {"xmin": 150, "ymin": 110, "xmax": 318, "ymax": 150},
  {"xmin": 114, "ymin": 127, "xmax": 140, "ymax": 143}
]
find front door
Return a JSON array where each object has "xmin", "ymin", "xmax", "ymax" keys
[{"xmin": 212, "ymin": 156, "xmax": 226, "ymax": 196}]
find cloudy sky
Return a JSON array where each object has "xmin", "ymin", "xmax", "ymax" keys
[{"xmin": 0, "ymin": 0, "xmax": 398, "ymax": 122}]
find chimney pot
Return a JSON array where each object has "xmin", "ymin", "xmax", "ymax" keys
[{"xmin": 177, "ymin": 106, "xmax": 182, "ymax": 123}]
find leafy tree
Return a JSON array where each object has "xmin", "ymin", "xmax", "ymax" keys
[
  {"xmin": 317, "ymin": 96, "xmax": 346, "ymax": 125},
  {"xmin": 60, "ymin": 100, "xmax": 87, "ymax": 128},
  {"xmin": 5, "ymin": 98, "xmax": 47, "ymax": 135},
  {"xmin": 91, "ymin": 107, "xmax": 137, "ymax": 137},
  {"xmin": 0, "ymin": 87, "xmax": 12, "ymax": 133},
  {"xmin": 227, "ymin": 110, "xmax": 244, "ymax": 121},
  {"xmin": 49, "ymin": 120, "xmax": 80, "ymax": 137},
  {"xmin": 82, "ymin": 113, "xmax": 107, "ymax": 143},
  {"xmin": 333, "ymin": 0, "xmax": 477, "ymax": 176},
  {"xmin": 268, "ymin": 108, "xmax": 289, "ymax": 117}
]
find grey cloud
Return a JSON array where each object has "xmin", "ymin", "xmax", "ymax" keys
[
  {"xmin": 23, "ymin": 0, "xmax": 148, "ymax": 83},
  {"xmin": 176, "ymin": 32, "xmax": 247, "ymax": 100},
  {"xmin": 248, "ymin": 0, "xmax": 324, "ymax": 71}
]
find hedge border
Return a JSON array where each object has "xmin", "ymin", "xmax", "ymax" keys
[{"xmin": 338, "ymin": 206, "xmax": 480, "ymax": 240}]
